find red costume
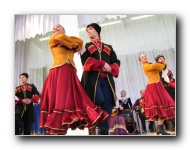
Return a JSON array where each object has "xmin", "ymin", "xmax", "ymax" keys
[
  {"xmin": 142, "ymin": 62, "xmax": 175, "ymax": 121},
  {"xmin": 40, "ymin": 33, "xmax": 109, "ymax": 135}
]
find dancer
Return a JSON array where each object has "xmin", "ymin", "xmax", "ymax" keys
[
  {"xmin": 40, "ymin": 24, "xmax": 109, "ymax": 135},
  {"xmin": 80, "ymin": 23, "xmax": 120, "ymax": 135},
  {"xmin": 139, "ymin": 54, "xmax": 175, "ymax": 135}
]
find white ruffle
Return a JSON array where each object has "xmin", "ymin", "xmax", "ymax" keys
[{"xmin": 162, "ymin": 69, "xmax": 170, "ymax": 83}]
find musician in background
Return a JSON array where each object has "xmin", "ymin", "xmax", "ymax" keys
[
  {"xmin": 109, "ymin": 98, "xmax": 128, "ymax": 135},
  {"xmin": 118, "ymin": 90, "xmax": 135, "ymax": 133},
  {"xmin": 133, "ymin": 89, "xmax": 154, "ymax": 134},
  {"xmin": 118, "ymin": 90, "xmax": 132, "ymax": 114}
]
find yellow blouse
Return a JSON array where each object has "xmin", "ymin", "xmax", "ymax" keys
[
  {"xmin": 49, "ymin": 33, "xmax": 83, "ymax": 70},
  {"xmin": 142, "ymin": 62, "xmax": 167, "ymax": 84}
]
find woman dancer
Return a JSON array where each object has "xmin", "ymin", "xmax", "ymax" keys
[{"xmin": 139, "ymin": 54, "xmax": 175, "ymax": 135}]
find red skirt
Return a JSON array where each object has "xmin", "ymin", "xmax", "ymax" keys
[
  {"xmin": 40, "ymin": 63, "xmax": 109, "ymax": 135},
  {"xmin": 144, "ymin": 81, "xmax": 175, "ymax": 121}
]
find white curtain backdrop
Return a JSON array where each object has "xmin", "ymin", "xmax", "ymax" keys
[
  {"xmin": 15, "ymin": 15, "xmax": 60, "ymax": 41},
  {"xmin": 15, "ymin": 15, "xmax": 127, "ymax": 41},
  {"xmin": 14, "ymin": 15, "xmax": 176, "ymax": 135}
]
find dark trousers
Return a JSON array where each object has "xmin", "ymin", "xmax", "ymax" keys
[
  {"xmin": 15, "ymin": 114, "xmax": 24, "ymax": 135},
  {"xmin": 15, "ymin": 104, "xmax": 33, "ymax": 135},
  {"xmin": 139, "ymin": 112, "xmax": 154, "ymax": 132},
  {"xmin": 23, "ymin": 123, "xmax": 32, "ymax": 135},
  {"xmin": 15, "ymin": 115, "xmax": 32, "ymax": 135},
  {"xmin": 95, "ymin": 77, "xmax": 114, "ymax": 134},
  {"xmin": 139, "ymin": 112, "xmax": 147, "ymax": 131}
]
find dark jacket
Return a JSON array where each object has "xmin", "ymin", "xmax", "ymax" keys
[
  {"xmin": 80, "ymin": 41, "xmax": 120, "ymax": 105},
  {"xmin": 118, "ymin": 98, "xmax": 133, "ymax": 115},
  {"xmin": 15, "ymin": 83, "xmax": 40, "ymax": 123}
]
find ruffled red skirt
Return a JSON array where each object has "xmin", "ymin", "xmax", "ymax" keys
[
  {"xmin": 40, "ymin": 63, "xmax": 109, "ymax": 135},
  {"xmin": 144, "ymin": 81, "xmax": 175, "ymax": 121}
]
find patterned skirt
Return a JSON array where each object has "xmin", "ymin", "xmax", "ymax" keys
[
  {"xmin": 109, "ymin": 115, "xmax": 128, "ymax": 135},
  {"xmin": 40, "ymin": 63, "xmax": 109, "ymax": 135},
  {"xmin": 144, "ymin": 81, "xmax": 175, "ymax": 121}
]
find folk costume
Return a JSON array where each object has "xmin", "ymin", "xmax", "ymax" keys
[
  {"xmin": 155, "ymin": 55, "xmax": 175, "ymax": 100},
  {"xmin": 40, "ymin": 33, "xmax": 109, "ymax": 135},
  {"xmin": 118, "ymin": 97, "xmax": 132, "ymax": 113},
  {"xmin": 155, "ymin": 55, "xmax": 176, "ymax": 132},
  {"xmin": 142, "ymin": 62, "xmax": 175, "ymax": 121},
  {"xmin": 159, "ymin": 70, "xmax": 175, "ymax": 100},
  {"xmin": 15, "ymin": 82, "xmax": 40, "ymax": 135},
  {"xmin": 80, "ymin": 27, "xmax": 120, "ymax": 134}
]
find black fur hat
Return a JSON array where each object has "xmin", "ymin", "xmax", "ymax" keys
[{"xmin": 86, "ymin": 23, "xmax": 101, "ymax": 36}]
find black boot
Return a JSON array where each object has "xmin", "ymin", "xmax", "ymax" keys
[
  {"xmin": 168, "ymin": 120, "xmax": 175, "ymax": 132},
  {"xmin": 156, "ymin": 124, "xmax": 170, "ymax": 135},
  {"xmin": 98, "ymin": 128, "xmax": 108, "ymax": 135},
  {"xmin": 15, "ymin": 114, "xmax": 24, "ymax": 135},
  {"xmin": 149, "ymin": 121, "xmax": 155, "ymax": 132},
  {"xmin": 163, "ymin": 120, "xmax": 169, "ymax": 130},
  {"xmin": 88, "ymin": 127, "xmax": 95, "ymax": 135}
]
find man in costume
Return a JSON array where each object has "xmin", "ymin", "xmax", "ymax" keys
[
  {"xmin": 15, "ymin": 73, "xmax": 40, "ymax": 135},
  {"xmin": 80, "ymin": 23, "xmax": 120, "ymax": 135},
  {"xmin": 133, "ymin": 89, "xmax": 155, "ymax": 134}
]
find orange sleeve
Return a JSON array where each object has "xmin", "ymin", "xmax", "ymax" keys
[
  {"xmin": 49, "ymin": 33, "xmax": 78, "ymax": 49},
  {"xmin": 69, "ymin": 36, "xmax": 83, "ymax": 51},
  {"xmin": 144, "ymin": 62, "xmax": 167, "ymax": 72}
]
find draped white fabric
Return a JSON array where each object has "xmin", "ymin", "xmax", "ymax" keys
[
  {"xmin": 14, "ymin": 14, "xmax": 176, "ymax": 108},
  {"xmin": 14, "ymin": 15, "xmax": 128, "ymax": 41},
  {"xmin": 15, "ymin": 15, "xmax": 60, "ymax": 41}
]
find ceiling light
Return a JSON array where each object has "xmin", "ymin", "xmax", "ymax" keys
[
  {"xmin": 130, "ymin": 15, "xmax": 154, "ymax": 20},
  {"xmin": 39, "ymin": 37, "xmax": 50, "ymax": 41}
]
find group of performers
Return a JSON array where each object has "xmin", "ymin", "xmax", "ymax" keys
[{"xmin": 15, "ymin": 23, "xmax": 175, "ymax": 136}]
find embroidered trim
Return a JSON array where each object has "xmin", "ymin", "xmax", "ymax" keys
[
  {"xmin": 103, "ymin": 45, "xmax": 111, "ymax": 55},
  {"xmin": 87, "ymin": 45, "xmax": 97, "ymax": 54}
]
